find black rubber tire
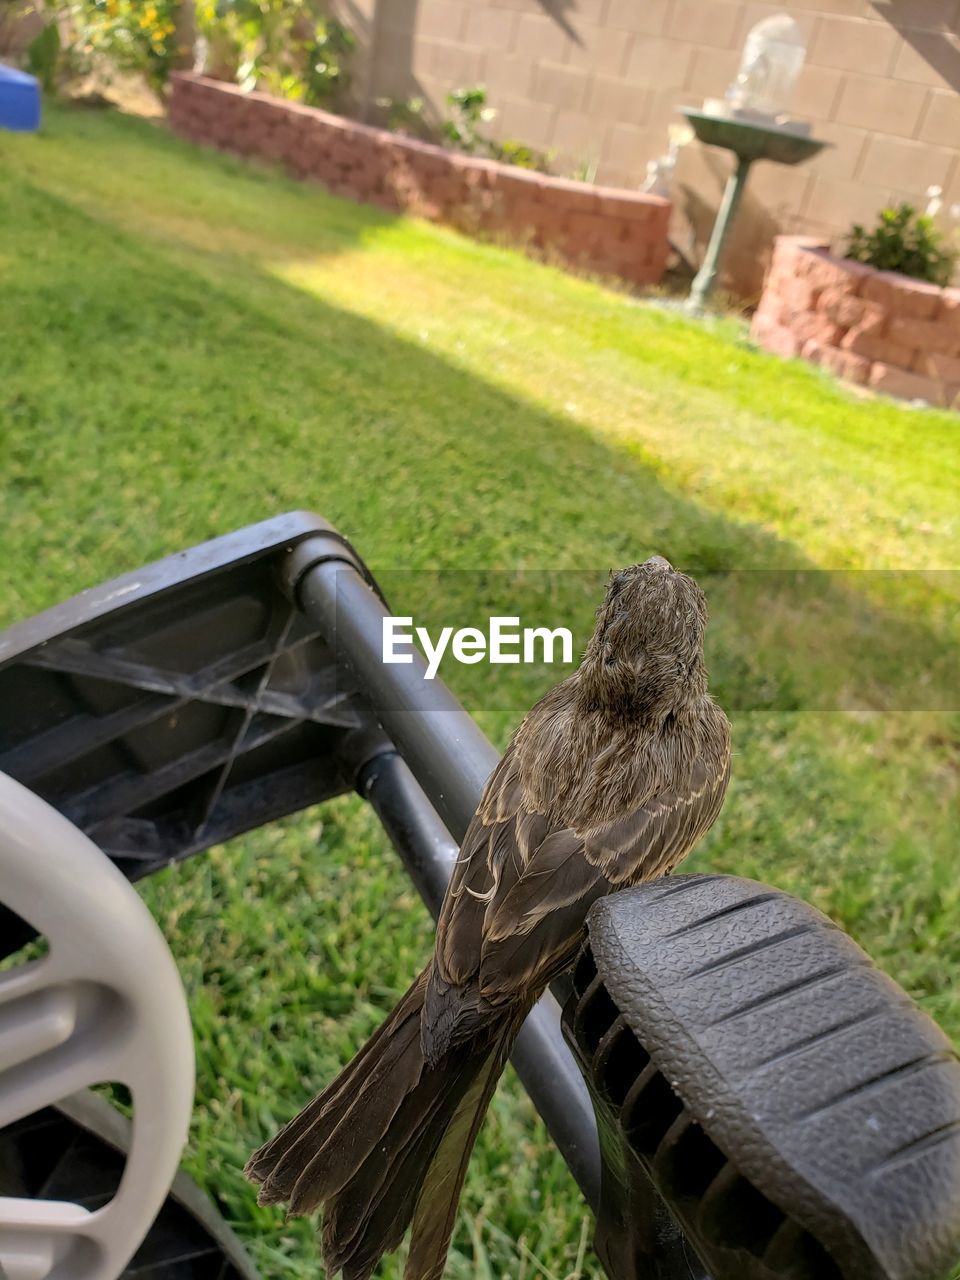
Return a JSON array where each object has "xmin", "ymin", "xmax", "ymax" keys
[{"xmin": 568, "ymin": 873, "xmax": 960, "ymax": 1280}]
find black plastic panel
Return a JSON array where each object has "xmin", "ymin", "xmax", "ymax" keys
[
  {"xmin": 0, "ymin": 516, "xmax": 388, "ymax": 879},
  {"xmin": 0, "ymin": 515, "xmax": 394, "ymax": 956}
]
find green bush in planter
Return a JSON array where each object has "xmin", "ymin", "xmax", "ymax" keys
[{"xmin": 845, "ymin": 203, "xmax": 957, "ymax": 288}]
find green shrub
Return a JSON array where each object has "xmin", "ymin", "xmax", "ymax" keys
[
  {"xmin": 197, "ymin": 1, "xmax": 354, "ymax": 106},
  {"xmin": 440, "ymin": 85, "xmax": 495, "ymax": 155},
  {"xmin": 26, "ymin": 20, "xmax": 61, "ymax": 92},
  {"xmin": 25, "ymin": 1, "xmax": 354, "ymax": 103},
  {"xmin": 845, "ymin": 203, "xmax": 957, "ymax": 288},
  {"xmin": 27, "ymin": 0, "xmax": 181, "ymax": 92},
  {"xmin": 496, "ymin": 137, "xmax": 552, "ymax": 172}
]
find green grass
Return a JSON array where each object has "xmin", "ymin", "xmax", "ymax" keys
[{"xmin": 1, "ymin": 105, "xmax": 958, "ymax": 1279}]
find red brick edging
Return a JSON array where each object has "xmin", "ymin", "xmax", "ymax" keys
[
  {"xmin": 167, "ymin": 73, "xmax": 671, "ymax": 287},
  {"xmin": 752, "ymin": 235, "xmax": 960, "ymax": 409}
]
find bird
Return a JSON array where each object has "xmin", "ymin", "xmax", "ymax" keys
[{"xmin": 245, "ymin": 556, "xmax": 731, "ymax": 1280}]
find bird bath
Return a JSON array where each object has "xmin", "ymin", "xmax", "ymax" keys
[{"xmin": 681, "ymin": 108, "xmax": 828, "ymax": 313}]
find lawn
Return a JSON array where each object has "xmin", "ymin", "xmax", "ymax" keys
[{"xmin": 1, "ymin": 105, "xmax": 958, "ymax": 1280}]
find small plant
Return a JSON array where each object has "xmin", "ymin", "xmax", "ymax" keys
[
  {"xmin": 571, "ymin": 154, "xmax": 600, "ymax": 185},
  {"xmin": 845, "ymin": 203, "xmax": 957, "ymax": 288},
  {"xmin": 441, "ymin": 85, "xmax": 496, "ymax": 155},
  {"xmin": 440, "ymin": 86, "xmax": 551, "ymax": 173},
  {"xmin": 374, "ymin": 94, "xmax": 431, "ymax": 140},
  {"xmin": 496, "ymin": 137, "xmax": 553, "ymax": 172}
]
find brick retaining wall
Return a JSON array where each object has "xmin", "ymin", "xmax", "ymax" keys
[
  {"xmin": 753, "ymin": 236, "xmax": 960, "ymax": 410},
  {"xmin": 168, "ymin": 73, "xmax": 671, "ymax": 287}
]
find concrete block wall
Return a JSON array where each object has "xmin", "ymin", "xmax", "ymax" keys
[
  {"xmin": 168, "ymin": 73, "xmax": 672, "ymax": 286},
  {"xmin": 331, "ymin": 0, "xmax": 960, "ymax": 296},
  {"xmin": 752, "ymin": 234, "xmax": 960, "ymax": 407}
]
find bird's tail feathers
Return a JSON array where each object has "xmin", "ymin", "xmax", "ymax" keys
[
  {"xmin": 245, "ymin": 971, "xmax": 427, "ymax": 1211},
  {"xmin": 245, "ymin": 968, "xmax": 515, "ymax": 1280},
  {"xmin": 404, "ymin": 1029, "xmax": 511, "ymax": 1280}
]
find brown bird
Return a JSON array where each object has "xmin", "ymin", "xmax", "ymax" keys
[{"xmin": 245, "ymin": 556, "xmax": 731, "ymax": 1280}]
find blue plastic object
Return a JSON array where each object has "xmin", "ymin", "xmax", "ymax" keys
[{"xmin": 0, "ymin": 64, "xmax": 41, "ymax": 132}]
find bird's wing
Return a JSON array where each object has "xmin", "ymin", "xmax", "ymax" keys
[
  {"xmin": 432, "ymin": 750, "xmax": 532, "ymax": 990},
  {"xmin": 432, "ymin": 737, "xmax": 732, "ymax": 1013},
  {"xmin": 581, "ymin": 744, "xmax": 731, "ymax": 883}
]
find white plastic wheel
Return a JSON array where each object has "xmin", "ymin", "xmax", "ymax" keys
[{"xmin": 0, "ymin": 771, "xmax": 195, "ymax": 1280}]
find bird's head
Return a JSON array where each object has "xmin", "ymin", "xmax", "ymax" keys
[{"xmin": 580, "ymin": 556, "xmax": 709, "ymax": 722}]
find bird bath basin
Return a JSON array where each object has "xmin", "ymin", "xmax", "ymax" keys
[
  {"xmin": 680, "ymin": 106, "xmax": 828, "ymax": 312},
  {"xmin": 683, "ymin": 109, "xmax": 826, "ymax": 166}
]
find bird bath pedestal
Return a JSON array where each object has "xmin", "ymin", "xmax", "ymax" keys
[{"xmin": 681, "ymin": 108, "xmax": 827, "ymax": 314}]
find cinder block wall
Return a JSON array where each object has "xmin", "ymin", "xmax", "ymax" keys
[{"xmin": 332, "ymin": 0, "xmax": 960, "ymax": 296}]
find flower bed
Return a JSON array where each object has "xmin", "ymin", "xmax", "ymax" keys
[
  {"xmin": 168, "ymin": 73, "xmax": 671, "ymax": 287},
  {"xmin": 753, "ymin": 235, "xmax": 960, "ymax": 409}
]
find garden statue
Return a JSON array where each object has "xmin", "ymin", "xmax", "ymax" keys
[{"xmin": 641, "ymin": 122, "xmax": 694, "ymax": 197}]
